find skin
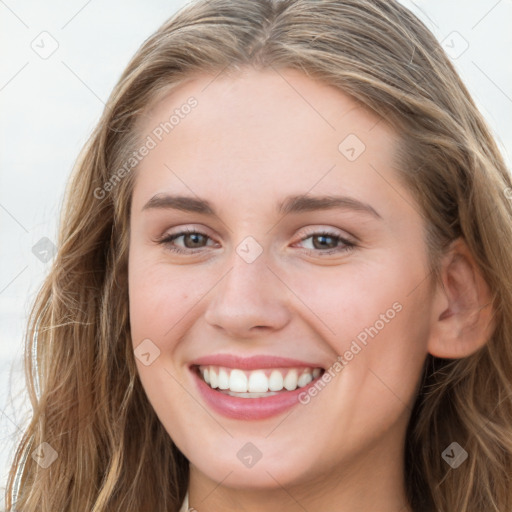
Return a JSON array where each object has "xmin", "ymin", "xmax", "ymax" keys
[{"xmin": 127, "ymin": 67, "xmax": 493, "ymax": 511}]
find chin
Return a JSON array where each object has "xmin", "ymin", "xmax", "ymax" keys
[{"xmin": 187, "ymin": 441, "xmax": 314, "ymax": 490}]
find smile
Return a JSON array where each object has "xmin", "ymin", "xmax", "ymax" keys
[
  {"xmin": 189, "ymin": 354, "xmax": 327, "ymax": 420},
  {"xmin": 197, "ymin": 365, "xmax": 323, "ymax": 397}
]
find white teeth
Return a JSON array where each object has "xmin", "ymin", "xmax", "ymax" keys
[
  {"xmin": 209, "ymin": 368, "xmax": 218, "ymax": 389},
  {"xmin": 268, "ymin": 370, "xmax": 284, "ymax": 391},
  {"xmin": 200, "ymin": 365, "xmax": 323, "ymax": 395},
  {"xmin": 283, "ymin": 369, "xmax": 298, "ymax": 390},
  {"xmin": 229, "ymin": 369, "xmax": 248, "ymax": 392},
  {"xmin": 248, "ymin": 370, "xmax": 269, "ymax": 392},
  {"xmin": 225, "ymin": 391, "xmax": 278, "ymax": 398},
  {"xmin": 218, "ymin": 368, "xmax": 229, "ymax": 390},
  {"xmin": 298, "ymin": 372, "xmax": 313, "ymax": 388}
]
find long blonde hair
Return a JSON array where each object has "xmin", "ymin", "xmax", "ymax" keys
[{"xmin": 5, "ymin": 1, "xmax": 512, "ymax": 510}]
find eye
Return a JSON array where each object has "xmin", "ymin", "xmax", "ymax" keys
[
  {"xmin": 156, "ymin": 228, "xmax": 217, "ymax": 254},
  {"xmin": 295, "ymin": 230, "xmax": 356, "ymax": 255},
  {"xmin": 156, "ymin": 227, "xmax": 356, "ymax": 256}
]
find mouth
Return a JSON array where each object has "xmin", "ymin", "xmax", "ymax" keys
[
  {"xmin": 194, "ymin": 365, "xmax": 324, "ymax": 398},
  {"xmin": 189, "ymin": 355, "xmax": 327, "ymax": 420}
]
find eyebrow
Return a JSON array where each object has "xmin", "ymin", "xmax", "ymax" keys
[{"xmin": 141, "ymin": 193, "xmax": 382, "ymax": 219}]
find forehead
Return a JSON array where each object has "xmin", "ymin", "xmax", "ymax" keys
[
  {"xmin": 131, "ymin": 67, "xmax": 402, "ymax": 218},
  {"xmin": 138, "ymin": 66, "xmax": 393, "ymax": 146}
]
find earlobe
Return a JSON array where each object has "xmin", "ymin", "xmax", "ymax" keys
[{"xmin": 427, "ymin": 238, "xmax": 495, "ymax": 359}]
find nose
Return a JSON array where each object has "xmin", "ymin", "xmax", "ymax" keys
[{"xmin": 203, "ymin": 250, "xmax": 291, "ymax": 338}]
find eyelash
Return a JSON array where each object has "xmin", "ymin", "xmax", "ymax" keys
[{"xmin": 156, "ymin": 227, "xmax": 356, "ymax": 256}]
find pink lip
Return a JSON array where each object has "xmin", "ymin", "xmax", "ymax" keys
[
  {"xmin": 189, "ymin": 365, "xmax": 324, "ymax": 421},
  {"xmin": 190, "ymin": 353, "xmax": 324, "ymax": 370}
]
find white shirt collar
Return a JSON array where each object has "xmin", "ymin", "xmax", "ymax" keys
[{"xmin": 179, "ymin": 491, "xmax": 189, "ymax": 512}]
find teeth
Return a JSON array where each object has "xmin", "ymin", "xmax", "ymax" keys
[
  {"xmin": 248, "ymin": 370, "xmax": 268, "ymax": 392},
  {"xmin": 209, "ymin": 368, "xmax": 218, "ymax": 389},
  {"xmin": 229, "ymin": 369, "xmax": 248, "ymax": 392},
  {"xmin": 225, "ymin": 391, "xmax": 279, "ymax": 398},
  {"xmin": 283, "ymin": 369, "xmax": 298, "ymax": 390},
  {"xmin": 199, "ymin": 365, "xmax": 323, "ymax": 395},
  {"xmin": 218, "ymin": 368, "xmax": 229, "ymax": 390},
  {"xmin": 268, "ymin": 370, "xmax": 284, "ymax": 391},
  {"xmin": 298, "ymin": 372, "xmax": 313, "ymax": 387}
]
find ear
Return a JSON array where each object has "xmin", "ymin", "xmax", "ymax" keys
[{"xmin": 427, "ymin": 237, "xmax": 495, "ymax": 359}]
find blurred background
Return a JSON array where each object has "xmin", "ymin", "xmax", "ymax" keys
[{"xmin": 1, "ymin": 0, "xmax": 511, "ymax": 503}]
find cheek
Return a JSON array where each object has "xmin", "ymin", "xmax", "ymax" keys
[
  {"xmin": 129, "ymin": 251, "xmax": 187, "ymax": 336},
  {"xmin": 127, "ymin": 255, "xmax": 204, "ymax": 441},
  {"xmin": 281, "ymin": 255, "xmax": 430, "ymax": 383},
  {"xmin": 128, "ymin": 252, "xmax": 218, "ymax": 351},
  {"xmin": 128, "ymin": 271, "xmax": 179, "ymax": 347},
  {"xmin": 279, "ymin": 257, "xmax": 409, "ymax": 340}
]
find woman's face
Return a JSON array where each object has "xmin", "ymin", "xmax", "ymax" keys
[{"xmin": 128, "ymin": 68, "xmax": 434, "ymax": 495}]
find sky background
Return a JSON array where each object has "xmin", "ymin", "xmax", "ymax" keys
[{"xmin": 1, "ymin": 0, "xmax": 511, "ymax": 504}]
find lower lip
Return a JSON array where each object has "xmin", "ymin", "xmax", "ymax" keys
[{"xmin": 191, "ymin": 367, "xmax": 321, "ymax": 420}]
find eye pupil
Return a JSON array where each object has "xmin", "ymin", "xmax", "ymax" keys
[
  {"xmin": 313, "ymin": 235, "xmax": 337, "ymax": 250},
  {"xmin": 184, "ymin": 233, "xmax": 206, "ymax": 248}
]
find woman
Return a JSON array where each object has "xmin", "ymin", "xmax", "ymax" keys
[{"xmin": 5, "ymin": 0, "xmax": 512, "ymax": 510}]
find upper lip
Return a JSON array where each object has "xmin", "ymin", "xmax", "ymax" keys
[{"xmin": 190, "ymin": 354, "xmax": 325, "ymax": 370}]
